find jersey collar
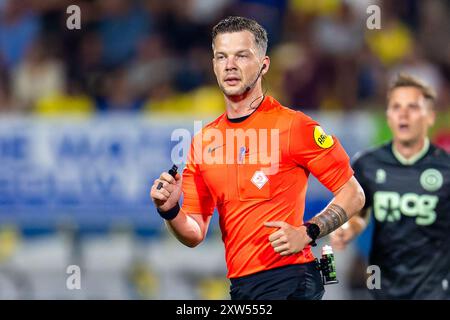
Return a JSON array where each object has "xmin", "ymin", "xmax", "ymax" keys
[
  {"xmin": 391, "ymin": 138, "xmax": 430, "ymax": 166},
  {"xmin": 223, "ymin": 95, "xmax": 278, "ymax": 127}
]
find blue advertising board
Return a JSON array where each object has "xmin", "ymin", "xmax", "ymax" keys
[{"xmin": 0, "ymin": 114, "xmax": 374, "ymax": 234}]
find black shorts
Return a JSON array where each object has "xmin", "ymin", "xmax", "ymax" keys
[{"xmin": 229, "ymin": 262, "xmax": 325, "ymax": 300}]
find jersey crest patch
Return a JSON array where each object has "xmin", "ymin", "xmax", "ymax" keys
[
  {"xmin": 251, "ymin": 171, "xmax": 268, "ymax": 189},
  {"xmin": 420, "ymin": 168, "xmax": 443, "ymax": 192}
]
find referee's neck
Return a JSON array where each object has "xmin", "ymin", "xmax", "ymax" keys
[{"xmin": 225, "ymin": 88, "xmax": 264, "ymax": 119}]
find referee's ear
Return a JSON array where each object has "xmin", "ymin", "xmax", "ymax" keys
[{"xmin": 261, "ymin": 56, "xmax": 270, "ymax": 76}]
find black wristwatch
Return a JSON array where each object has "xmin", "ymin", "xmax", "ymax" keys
[{"xmin": 303, "ymin": 222, "xmax": 320, "ymax": 247}]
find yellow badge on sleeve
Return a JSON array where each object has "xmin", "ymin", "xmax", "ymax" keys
[{"xmin": 313, "ymin": 126, "xmax": 334, "ymax": 149}]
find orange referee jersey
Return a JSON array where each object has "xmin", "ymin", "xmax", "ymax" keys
[{"xmin": 181, "ymin": 96, "xmax": 353, "ymax": 278}]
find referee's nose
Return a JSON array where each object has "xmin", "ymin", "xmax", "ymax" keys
[{"xmin": 225, "ymin": 56, "xmax": 238, "ymax": 72}]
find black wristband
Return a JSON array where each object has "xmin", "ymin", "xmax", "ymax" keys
[
  {"xmin": 157, "ymin": 203, "xmax": 180, "ymax": 220},
  {"xmin": 303, "ymin": 222, "xmax": 320, "ymax": 247}
]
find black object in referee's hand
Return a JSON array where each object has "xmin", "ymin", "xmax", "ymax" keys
[{"xmin": 156, "ymin": 165, "xmax": 178, "ymax": 190}]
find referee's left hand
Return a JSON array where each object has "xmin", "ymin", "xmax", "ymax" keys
[{"xmin": 264, "ymin": 221, "xmax": 312, "ymax": 256}]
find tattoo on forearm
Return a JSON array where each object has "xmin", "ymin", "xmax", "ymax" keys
[{"xmin": 309, "ymin": 204, "xmax": 348, "ymax": 238}]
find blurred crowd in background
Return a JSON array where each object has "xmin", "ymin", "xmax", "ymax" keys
[{"xmin": 0, "ymin": 0, "xmax": 449, "ymax": 115}]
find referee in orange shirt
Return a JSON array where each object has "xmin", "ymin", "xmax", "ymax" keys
[{"xmin": 150, "ymin": 16, "xmax": 365, "ymax": 300}]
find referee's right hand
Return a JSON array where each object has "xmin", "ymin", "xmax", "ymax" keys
[{"xmin": 150, "ymin": 171, "xmax": 182, "ymax": 213}]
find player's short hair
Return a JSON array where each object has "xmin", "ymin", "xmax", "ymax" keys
[
  {"xmin": 387, "ymin": 73, "xmax": 437, "ymax": 108},
  {"xmin": 212, "ymin": 16, "xmax": 268, "ymax": 56}
]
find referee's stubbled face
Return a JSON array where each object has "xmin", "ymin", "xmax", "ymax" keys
[
  {"xmin": 212, "ymin": 31, "xmax": 266, "ymax": 97},
  {"xmin": 386, "ymin": 86, "xmax": 435, "ymax": 145}
]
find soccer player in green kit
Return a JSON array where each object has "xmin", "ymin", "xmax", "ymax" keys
[{"xmin": 331, "ymin": 74, "xmax": 449, "ymax": 299}]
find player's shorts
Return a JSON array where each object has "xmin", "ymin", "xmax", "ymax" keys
[{"xmin": 229, "ymin": 261, "xmax": 324, "ymax": 300}]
